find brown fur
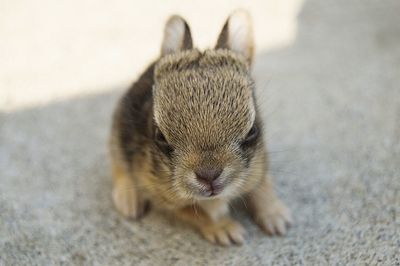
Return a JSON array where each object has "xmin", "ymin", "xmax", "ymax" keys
[{"xmin": 110, "ymin": 10, "xmax": 292, "ymax": 246}]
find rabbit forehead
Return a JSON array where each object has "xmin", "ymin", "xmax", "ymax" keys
[
  {"xmin": 153, "ymin": 55, "xmax": 255, "ymax": 146},
  {"xmin": 154, "ymin": 49, "xmax": 249, "ymax": 79}
]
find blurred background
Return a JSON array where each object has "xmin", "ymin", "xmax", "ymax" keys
[
  {"xmin": 1, "ymin": 0, "xmax": 304, "ymax": 110},
  {"xmin": 1, "ymin": 0, "xmax": 399, "ymax": 265}
]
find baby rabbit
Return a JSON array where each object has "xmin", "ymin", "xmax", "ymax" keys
[{"xmin": 110, "ymin": 10, "xmax": 292, "ymax": 246}]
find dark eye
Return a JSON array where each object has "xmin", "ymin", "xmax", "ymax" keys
[
  {"xmin": 154, "ymin": 127, "xmax": 173, "ymax": 155},
  {"xmin": 155, "ymin": 127, "xmax": 168, "ymax": 144},
  {"xmin": 242, "ymin": 124, "xmax": 259, "ymax": 146}
]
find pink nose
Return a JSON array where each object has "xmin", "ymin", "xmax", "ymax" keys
[{"xmin": 195, "ymin": 168, "xmax": 223, "ymax": 184}]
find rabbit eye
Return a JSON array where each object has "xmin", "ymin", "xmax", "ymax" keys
[
  {"xmin": 155, "ymin": 128, "xmax": 168, "ymax": 143},
  {"xmin": 155, "ymin": 127, "xmax": 173, "ymax": 156},
  {"xmin": 242, "ymin": 124, "xmax": 259, "ymax": 146}
]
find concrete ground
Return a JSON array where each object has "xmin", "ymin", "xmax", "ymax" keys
[{"xmin": 1, "ymin": 0, "xmax": 399, "ymax": 265}]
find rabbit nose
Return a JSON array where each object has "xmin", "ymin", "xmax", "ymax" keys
[{"xmin": 195, "ymin": 168, "xmax": 223, "ymax": 183}]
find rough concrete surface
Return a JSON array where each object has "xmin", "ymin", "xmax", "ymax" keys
[{"xmin": 1, "ymin": 0, "xmax": 399, "ymax": 265}]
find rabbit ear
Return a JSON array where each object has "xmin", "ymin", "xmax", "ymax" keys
[
  {"xmin": 215, "ymin": 10, "xmax": 254, "ymax": 65},
  {"xmin": 161, "ymin": 15, "xmax": 193, "ymax": 56}
]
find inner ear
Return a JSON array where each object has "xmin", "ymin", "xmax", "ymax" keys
[
  {"xmin": 161, "ymin": 15, "xmax": 193, "ymax": 56},
  {"xmin": 215, "ymin": 9, "xmax": 254, "ymax": 65}
]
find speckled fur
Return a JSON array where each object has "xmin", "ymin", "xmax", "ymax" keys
[{"xmin": 110, "ymin": 10, "xmax": 291, "ymax": 245}]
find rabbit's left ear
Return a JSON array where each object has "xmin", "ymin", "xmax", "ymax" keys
[
  {"xmin": 161, "ymin": 15, "xmax": 193, "ymax": 56},
  {"xmin": 215, "ymin": 10, "xmax": 254, "ymax": 65}
]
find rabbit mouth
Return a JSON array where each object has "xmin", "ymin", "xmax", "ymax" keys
[
  {"xmin": 178, "ymin": 174, "xmax": 234, "ymax": 199},
  {"xmin": 194, "ymin": 178, "xmax": 230, "ymax": 198},
  {"xmin": 200, "ymin": 183, "xmax": 224, "ymax": 197}
]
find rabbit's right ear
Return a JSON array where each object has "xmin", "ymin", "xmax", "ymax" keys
[{"xmin": 161, "ymin": 15, "xmax": 193, "ymax": 56}]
